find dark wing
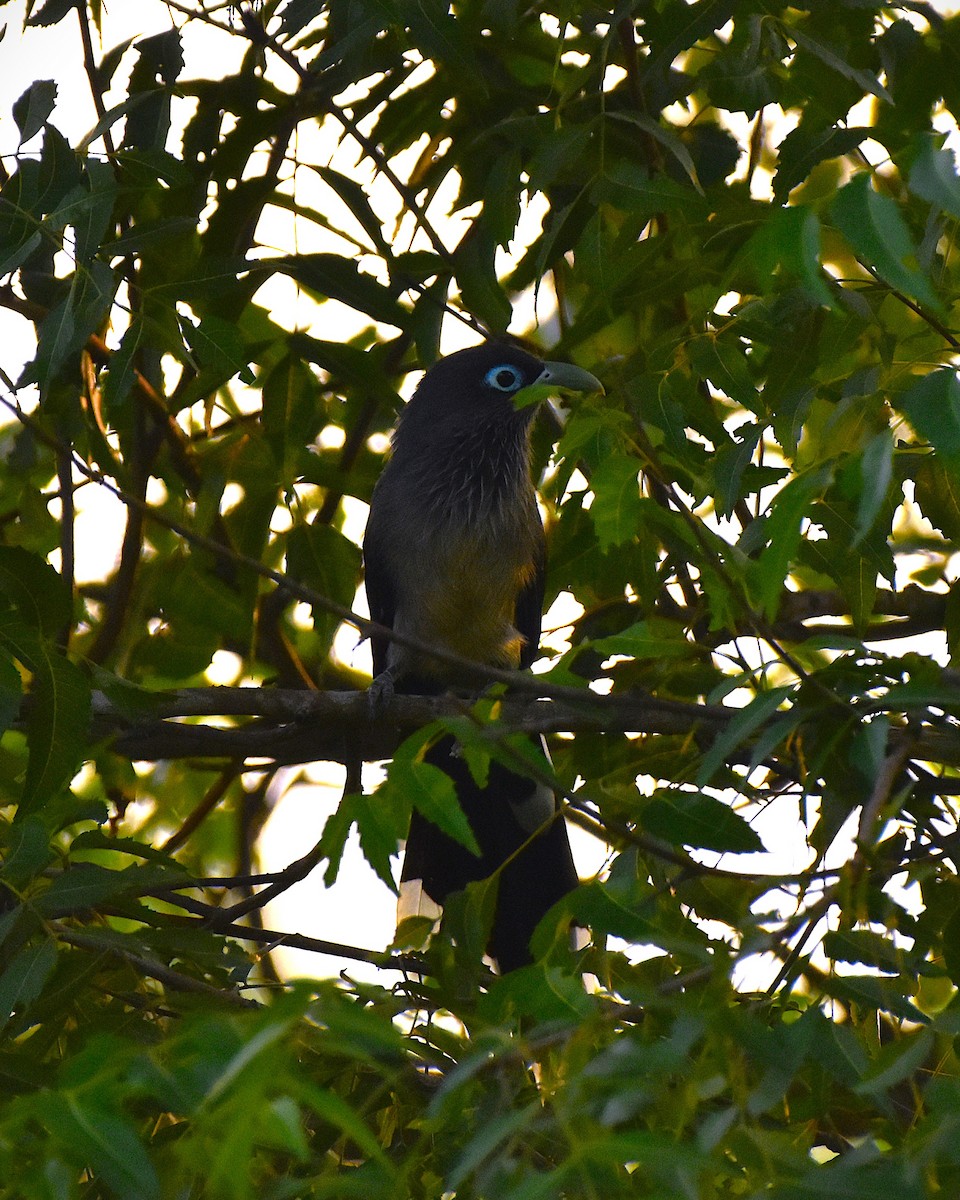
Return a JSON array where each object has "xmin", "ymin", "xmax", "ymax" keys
[
  {"xmin": 362, "ymin": 483, "xmax": 396, "ymax": 680},
  {"xmin": 403, "ymin": 740, "xmax": 578, "ymax": 971}
]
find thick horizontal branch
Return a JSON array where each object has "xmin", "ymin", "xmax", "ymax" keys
[{"xmin": 88, "ymin": 686, "xmax": 732, "ymax": 764}]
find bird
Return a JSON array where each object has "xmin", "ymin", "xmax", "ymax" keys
[{"xmin": 362, "ymin": 342, "xmax": 603, "ymax": 971}]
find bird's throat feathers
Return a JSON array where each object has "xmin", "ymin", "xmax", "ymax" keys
[{"xmin": 393, "ymin": 409, "xmax": 535, "ymax": 528}]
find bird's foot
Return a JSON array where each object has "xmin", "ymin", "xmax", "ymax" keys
[{"xmin": 367, "ymin": 667, "xmax": 397, "ymax": 716}]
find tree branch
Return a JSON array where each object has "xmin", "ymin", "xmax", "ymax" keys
[{"xmin": 83, "ymin": 685, "xmax": 733, "ymax": 764}]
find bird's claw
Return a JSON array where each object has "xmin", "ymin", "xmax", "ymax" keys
[{"xmin": 367, "ymin": 668, "xmax": 396, "ymax": 716}]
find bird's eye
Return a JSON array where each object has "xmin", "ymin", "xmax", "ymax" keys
[{"xmin": 483, "ymin": 364, "xmax": 525, "ymax": 392}]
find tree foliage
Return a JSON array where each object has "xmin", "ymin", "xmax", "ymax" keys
[{"xmin": 3, "ymin": 0, "xmax": 960, "ymax": 1194}]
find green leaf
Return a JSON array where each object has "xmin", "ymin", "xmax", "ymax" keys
[
  {"xmin": 702, "ymin": 17, "xmax": 781, "ymax": 115},
  {"xmin": 896, "ymin": 370, "xmax": 960, "ymax": 464},
  {"xmin": 315, "ymin": 165, "xmax": 391, "ymax": 256},
  {"xmin": 0, "ymin": 652, "xmax": 21, "ymax": 739},
  {"xmin": 76, "ymin": 89, "xmax": 155, "ymax": 154},
  {"xmin": 108, "ymin": 214, "xmax": 198, "ymax": 255},
  {"xmin": 907, "ymin": 134, "xmax": 960, "ymax": 220},
  {"xmin": 201, "ymin": 1018, "xmax": 291, "ymax": 1105},
  {"xmin": 404, "ymin": 0, "xmax": 476, "ymax": 79},
  {"xmin": 0, "ymin": 614, "xmax": 91, "ymax": 816},
  {"xmin": 747, "ymin": 205, "xmax": 833, "ymax": 306},
  {"xmin": 823, "ymin": 928, "xmax": 908, "ymax": 974},
  {"xmin": 642, "ymin": 789, "xmax": 764, "ymax": 853},
  {"xmin": 12, "ymin": 79, "xmax": 56, "ymax": 143},
  {"xmin": 453, "ymin": 225, "xmax": 512, "ymax": 331},
  {"xmin": 832, "ymin": 172, "xmax": 942, "ymax": 312},
  {"xmin": 570, "ymin": 876, "xmax": 712, "ymax": 960},
  {"xmin": 71, "ymin": 157, "xmax": 116, "ymax": 264},
  {"xmin": 182, "ymin": 312, "xmax": 255, "ymax": 385},
  {"xmin": 285, "ymin": 523, "xmax": 362, "ymax": 646},
  {"xmin": 697, "ymin": 686, "xmax": 794, "ymax": 786},
  {"xmin": 825, "ymin": 973, "xmax": 929, "ymax": 1024},
  {"xmin": 35, "ymin": 863, "xmax": 137, "ymax": 915},
  {"xmin": 273, "ymin": 253, "xmax": 407, "ymax": 328},
  {"xmin": 0, "ymin": 546, "xmax": 71, "ymax": 637},
  {"xmin": 747, "ymin": 465, "xmax": 832, "ymax": 618},
  {"xmin": 388, "ymin": 759, "xmax": 481, "ymax": 857},
  {"xmin": 261, "ymin": 355, "xmax": 322, "ymax": 484},
  {"xmin": 101, "ymin": 317, "xmax": 142, "ymax": 409},
  {"xmin": 914, "ymin": 455, "xmax": 960, "ymax": 539},
  {"xmin": 0, "ymin": 816, "xmax": 51, "ymax": 888},
  {"xmin": 789, "ymin": 26, "xmax": 892, "ymax": 105},
  {"xmin": 773, "ymin": 124, "xmax": 871, "ymax": 200},
  {"xmin": 783, "ymin": 1159, "xmax": 926, "ymax": 1200},
  {"xmin": 687, "ymin": 333, "xmax": 758, "ymax": 409},
  {"xmin": 25, "ymin": 0, "xmax": 76, "ymax": 26},
  {"xmin": 25, "ymin": 259, "xmax": 118, "ymax": 392},
  {"xmin": 491, "ymin": 963, "xmax": 593, "ymax": 1024},
  {"xmin": 593, "ymin": 161, "xmax": 709, "ymax": 220},
  {"xmin": 854, "ymin": 429, "xmax": 893, "ymax": 545},
  {"xmin": 441, "ymin": 873, "xmax": 498, "ymax": 964},
  {"xmin": 589, "ymin": 620, "xmax": 697, "ymax": 660},
  {"xmin": 608, "ymin": 112, "xmax": 703, "ymax": 193},
  {"xmin": 0, "ymin": 939, "xmax": 56, "ymax": 1034},
  {"xmin": 588, "ymin": 455, "xmax": 642, "ymax": 549},
  {"xmin": 0, "ymin": 228, "xmax": 43, "ymax": 278},
  {"xmin": 319, "ymin": 791, "xmax": 404, "ymax": 892},
  {"xmin": 854, "ymin": 1028, "xmax": 934, "ymax": 1096},
  {"xmin": 296, "ymin": 1081, "xmax": 393, "ymax": 1170},
  {"xmin": 446, "ymin": 1101, "xmax": 540, "ymax": 1190},
  {"xmin": 68, "ymin": 827, "xmax": 185, "ymax": 864},
  {"xmin": 712, "ymin": 421, "xmax": 764, "ymax": 518},
  {"xmin": 881, "ymin": 679, "xmax": 960, "ymax": 711},
  {"xmin": 43, "ymin": 1095, "xmax": 160, "ymax": 1200}
]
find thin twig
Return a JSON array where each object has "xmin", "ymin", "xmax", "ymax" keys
[
  {"xmin": 855, "ymin": 732, "xmax": 918, "ymax": 859},
  {"xmin": 51, "ymin": 922, "xmax": 258, "ymax": 1006},
  {"xmin": 165, "ymin": 913, "xmax": 426, "ymax": 974},
  {"xmin": 54, "ymin": 441, "xmax": 74, "ymax": 653},
  {"xmin": 161, "ymin": 765, "xmax": 239, "ymax": 852},
  {"xmin": 76, "ymin": 0, "xmax": 117, "ymax": 159}
]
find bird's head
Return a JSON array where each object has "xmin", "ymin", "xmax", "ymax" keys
[{"xmin": 399, "ymin": 343, "xmax": 602, "ymax": 438}]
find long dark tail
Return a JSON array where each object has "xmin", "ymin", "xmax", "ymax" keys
[{"xmin": 400, "ymin": 734, "xmax": 578, "ymax": 972}]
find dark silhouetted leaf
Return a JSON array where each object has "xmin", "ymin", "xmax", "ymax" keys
[
  {"xmin": 642, "ymin": 789, "xmax": 764, "ymax": 853},
  {"xmin": 12, "ymin": 79, "xmax": 56, "ymax": 142},
  {"xmin": 832, "ymin": 172, "xmax": 941, "ymax": 312}
]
